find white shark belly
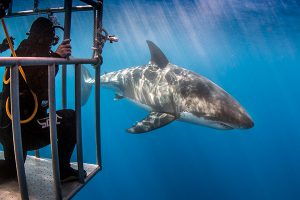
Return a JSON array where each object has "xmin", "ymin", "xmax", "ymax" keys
[
  {"xmin": 179, "ymin": 112, "xmax": 208, "ymax": 125},
  {"xmin": 179, "ymin": 111, "xmax": 225, "ymax": 129},
  {"xmin": 127, "ymin": 98, "xmax": 153, "ymax": 111}
]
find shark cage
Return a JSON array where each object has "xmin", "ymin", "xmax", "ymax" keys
[{"xmin": 0, "ymin": 0, "xmax": 117, "ymax": 199}]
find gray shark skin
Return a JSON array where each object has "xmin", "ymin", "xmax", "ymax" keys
[{"xmin": 100, "ymin": 41, "xmax": 254, "ymax": 133}]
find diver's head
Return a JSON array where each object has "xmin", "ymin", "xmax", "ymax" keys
[{"xmin": 27, "ymin": 17, "xmax": 62, "ymax": 47}]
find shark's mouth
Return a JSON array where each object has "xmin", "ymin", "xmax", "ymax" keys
[{"xmin": 219, "ymin": 122, "xmax": 234, "ymax": 130}]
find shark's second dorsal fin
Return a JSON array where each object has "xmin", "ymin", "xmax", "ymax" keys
[{"xmin": 147, "ymin": 40, "xmax": 169, "ymax": 69}]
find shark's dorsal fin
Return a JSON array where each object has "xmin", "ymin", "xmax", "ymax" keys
[
  {"xmin": 147, "ymin": 40, "xmax": 169, "ymax": 69},
  {"xmin": 127, "ymin": 112, "xmax": 176, "ymax": 133}
]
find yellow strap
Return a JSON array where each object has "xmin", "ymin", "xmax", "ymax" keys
[
  {"xmin": 5, "ymin": 91, "xmax": 39, "ymax": 123},
  {"xmin": 1, "ymin": 18, "xmax": 38, "ymax": 124},
  {"xmin": 1, "ymin": 19, "xmax": 27, "ymax": 83}
]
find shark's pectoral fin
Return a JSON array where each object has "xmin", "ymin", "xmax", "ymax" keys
[{"xmin": 127, "ymin": 112, "xmax": 176, "ymax": 133}]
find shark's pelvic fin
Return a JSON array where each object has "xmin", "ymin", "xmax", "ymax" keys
[
  {"xmin": 147, "ymin": 40, "xmax": 169, "ymax": 69},
  {"xmin": 127, "ymin": 112, "xmax": 176, "ymax": 133}
]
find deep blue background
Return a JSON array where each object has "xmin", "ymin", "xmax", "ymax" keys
[{"xmin": 1, "ymin": 0, "xmax": 300, "ymax": 200}]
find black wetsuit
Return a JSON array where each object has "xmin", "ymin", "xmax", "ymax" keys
[{"xmin": 0, "ymin": 39, "xmax": 76, "ymax": 178}]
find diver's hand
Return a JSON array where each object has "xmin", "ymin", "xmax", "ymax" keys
[
  {"xmin": 55, "ymin": 39, "xmax": 72, "ymax": 58},
  {"xmin": 0, "ymin": 37, "xmax": 14, "ymax": 53}
]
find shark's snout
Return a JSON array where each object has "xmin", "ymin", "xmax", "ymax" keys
[
  {"xmin": 230, "ymin": 105, "xmax": 254, "ymax": 129},
  {"xmin": 217, "ymin": 96, "xmax": 254, "ymax": 130},
  {"xmin": 240, "ymin": 113, "xmax": 254, "ymax": 129}
]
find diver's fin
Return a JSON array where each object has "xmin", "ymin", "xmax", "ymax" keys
[
  {"xmin": 81, "ymin": 64, "xmax": 95, "ymax": 106},
  {"xmin": 147, "ymin": 40, "xmax": 169, "ymax": 69},
  {"xmin": 114, "ymin": 94, "xmax": 124, "ymax": 101},
  {"xmin": 127, "ymin": 112, "xmax": 176, "ymax": 133}
]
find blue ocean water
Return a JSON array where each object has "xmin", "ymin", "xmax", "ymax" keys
[{"xmin": 1, "ymin": 0, "xmax": 300, "ymax": 200}]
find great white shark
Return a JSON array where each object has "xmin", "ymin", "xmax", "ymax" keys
[{"xmin": 81, "ymin": 41, "xmax": 254, "ymax": 133}]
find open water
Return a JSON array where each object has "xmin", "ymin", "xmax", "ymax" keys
[{"xmin": 1, "ymin": 0, "xmax": 300, "ymax": 200}]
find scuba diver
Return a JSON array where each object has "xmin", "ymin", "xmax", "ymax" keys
[
  {"xmin": 0, "ymin": 17, "xmax": 84, "ymax": 182},
  {"xmin": 0, "ymin": 37, "xmax": 14, "ymax": 53}
]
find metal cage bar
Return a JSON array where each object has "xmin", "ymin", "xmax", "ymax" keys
[
  {"xmin": 5, "ymin": 5, "xmax": 93, "ymax": 18},
  {"xmin": 93, "ymin": 0, "xmax": 103, "ymax": 168},
  {"xmin": 0, "ymin": 0, "xmax": 106, "ymax": 198},
  {"xmin": 8, "ymin": 0, "xmax": 13, "ymax": 14},
  {"xmin": 94, "ymin": 63, "xmax": 101, "ymax": 167},
  {"xmin": 80, "ymin": 0, "xmax": 101, "ymax": 9},
  {"xmin": 0, "ymin": 57, "xmax": 98, "ymax": 66},
  {"xmin": 33, "ymin": 0, "xmax": 39, "ymax": 12},
  {"xmin": 10, "ymin": 64, "xmax": 29, "ymax": 200},
  {"xmin": 48, "ymin": 64, "xmax": 63, "ymax": 200},
  {"xmin": 62, "ymin": 0, "xmax": 73, "ymax": 109},
  {"xmin": 75, "ymin": 64, "xmax": 85, "ymax": 183},
  {"xmin": 35, "ymin": 150, "xmax": 40, "ymax": 158}
]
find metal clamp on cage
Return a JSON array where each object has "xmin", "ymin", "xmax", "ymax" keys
[
  {"xmin": 102, "ymin": 28, "xmax": 119, "ymax": 44},
  {"xmin": 92, "ymin": 27, "xmax": 118, "ymax": 66},
  {"xmin": 107, "ymin": 35, "xmax": 119, "ymax": 43},
  {"xmin": 93, "ymin": 28, "xmax": 118, "ymax": 49}
]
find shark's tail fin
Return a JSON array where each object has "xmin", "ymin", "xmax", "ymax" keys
[{"xmin": 81, "ymin": 65, "xmax": 95, "ymax": 106}]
